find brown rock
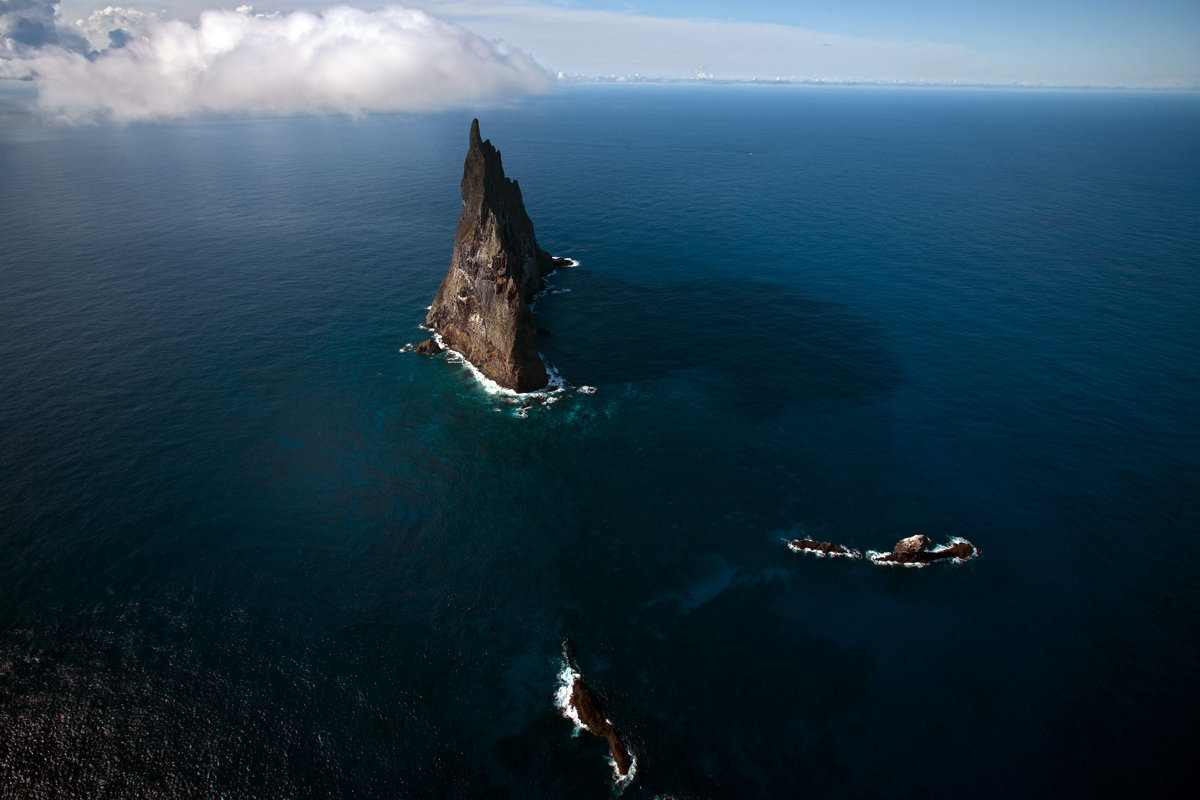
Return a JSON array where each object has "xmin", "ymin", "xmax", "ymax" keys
[
  {"xmin": 414, "ymin": 338, "xmax": 442, "ymax": 354},
  {"xmin": 423, "ymin": 119, "xmax": 559, "ymax": 392},
  {"xmin": 892, "ymin": 534, "xmax": 932, "ymax": 556},
  {"xmin": 787, "ymin": 538, "xmax": 859, "ymax": 557},
  {"xmin": 873, "ymin": 538, "xmax": 976, "ymax": 564},
  {"xmin": 569, "ymin": 679, "xmax": 634, "ymax": 779}
]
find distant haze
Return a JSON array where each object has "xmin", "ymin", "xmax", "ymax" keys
[{"xmin": 405, "ymin": 0, "xmax": 1199, "ymax": 87}]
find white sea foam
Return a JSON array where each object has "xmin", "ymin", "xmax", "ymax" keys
[
  {"xmin": 612, "ymin": 753, "xmax": 638, "ymax": 787},
  {"xmin": 785, "ymin": 539, "xmax": 862, "ymax": 559},
  {"xmin": 428, "ymin": 331, "xmax": 527, "ymax": 398},
  {"xmin": 554, "ymin": 656, "xmax": 586, "ymax": 734},
  {"xmin": 531, "ymin": 254, "xmax": 578, "ymax": 303},
  {"xmin": 545, "ymin": 364, "xmax": 566, "ymax": 391},
  {"xmin": 945, "ymin": 536, "xmax": 980, "ymax": 563},
  {"xmin": 419, "ymin": 267, "xmax": 593, "ymax": 406},
  {"xmin": 866, "ymin": 549, "xmax": 924, "ymax": 567},
  {"xmin": 399, "ymin": 343, "xmax": 414, "ymax": 353}
]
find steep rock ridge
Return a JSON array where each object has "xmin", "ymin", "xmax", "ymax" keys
[{"xmin": 422, "ymin": 119, "xmax": 560, "ymax": 392}]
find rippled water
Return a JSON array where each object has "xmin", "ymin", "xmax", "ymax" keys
[{"xmin": 2, "ymin": 86, "xmax": 1198, "ymax": 798}]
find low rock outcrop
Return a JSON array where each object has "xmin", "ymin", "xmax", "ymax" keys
[
  {"xmin": 786, "ymin": 533, "xmax": 976, "ymax": 565},
  {"xmin": 422, "ymin": 119, "xmax": 559, "ymax": 392},
  {"xmin": 556, "ymin": 643, "xmax": 635, "ymax": 784},
  {"xmin": 872, "ymin": 536, "xmax": 976, "ymax": 565},
  {"xmin": 569, "ymin": 678, "xmax": 635, "ymax": 779},
  {"xmin": 786, "ymin": 538, "xmax": 861, "ymax": 558}
]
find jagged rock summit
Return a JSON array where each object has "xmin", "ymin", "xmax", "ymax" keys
[{"xmin": 421, "ymin": 119, "xmax": 564, "ymax": 392}]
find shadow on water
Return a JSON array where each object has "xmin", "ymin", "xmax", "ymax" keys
[{"xmin": 535, "ymin": 267, "xmax": 903, "ymax": 416}]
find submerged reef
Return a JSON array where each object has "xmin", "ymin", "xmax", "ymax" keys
[{"xmin": 419, "ymin": 119, "xmax": 568, "ymax": 392}]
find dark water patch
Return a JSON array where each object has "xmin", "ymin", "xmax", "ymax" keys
[
  {"xmin": 562, "ymin": 573, "xmax": 874, "ymax": 799},
  {"xmin": 536, "ymin": 270, "xmax": 902, "ymax": 416}
]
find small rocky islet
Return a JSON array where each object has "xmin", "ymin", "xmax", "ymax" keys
[
  {"xmin": 786, "ymin": 538, "xmax": 861, "ymax": 558},
  {"xmin": 556, "ymin": 644, "xmax": 636, "ymax": 785},
  {"xmin": 872, "ymin": 533, "xmax": 977, "ymax": 564}
]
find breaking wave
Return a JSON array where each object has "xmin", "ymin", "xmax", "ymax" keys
[{"xmin": 554, "ymin": 654, "xmax": 585, "ymax": 733}]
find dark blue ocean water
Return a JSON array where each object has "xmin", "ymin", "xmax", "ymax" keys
[{"xmin": 1, "ymin": 86, "xmax": 1198, "ymax": 798}]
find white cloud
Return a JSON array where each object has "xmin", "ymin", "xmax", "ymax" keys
[
  {"xmin": 0, "ymin": 4, "xmax": 555, "ymax": 122},
  {"xmin": 72, "ymin": 6, "xmax": 163, "ymax": 52}
]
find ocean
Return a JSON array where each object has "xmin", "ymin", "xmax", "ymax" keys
[{"xmin": 1, "ymin": 85, "xmax": 1198, "ymax": 798}]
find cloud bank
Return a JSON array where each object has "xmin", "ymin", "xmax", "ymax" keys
[{"xmin": 0, "ymin": 3, "xmax": 555, "ymax": 122}]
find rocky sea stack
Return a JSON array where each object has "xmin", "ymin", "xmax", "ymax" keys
[{"xmin": 421, "ymin": 119, "xmax": 566, "ymax": 392}]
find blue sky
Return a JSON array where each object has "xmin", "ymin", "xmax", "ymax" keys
[
  {"xmin": 37, "ymin": 0, "xmax": 1198, "ymax": 87},
  {"xmin": 412, "ymin": 0, "xmax": 1200, "ymax": 86}
]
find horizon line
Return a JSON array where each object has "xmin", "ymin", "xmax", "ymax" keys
[{"xmin": 554, "ymin": 75, "xmax": 1200, "ymax": 92}]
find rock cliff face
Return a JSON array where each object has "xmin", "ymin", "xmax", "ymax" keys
[{"xmin": 423, "ymin": 119, "xmax": 558, "ymax": 392}]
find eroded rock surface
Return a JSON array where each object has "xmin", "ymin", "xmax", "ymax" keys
[
  {"xmin": 893, "ymin": 534, "xmax": 932, "ymax": 556},
  {"xmin": 423, "ymin": 119, "xmax": 558, "ymax": 392}
]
